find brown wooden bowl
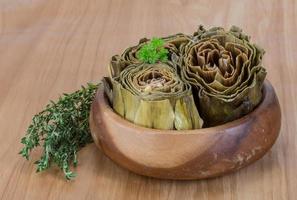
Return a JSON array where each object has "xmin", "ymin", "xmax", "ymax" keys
[{"xmin": 89, "ymin": 80, "xmax": 281, "ymax": 180}]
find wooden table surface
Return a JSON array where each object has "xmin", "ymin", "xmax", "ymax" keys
[{"xmin": 0, "ymin": 0, "xmax": 296, "ymax": 199}]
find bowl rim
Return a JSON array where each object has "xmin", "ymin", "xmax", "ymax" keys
[{"xmin": 94, "ymin": 80, "xmax": 273, "ymax": 135}]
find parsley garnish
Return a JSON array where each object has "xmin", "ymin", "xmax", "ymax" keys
[{"xmin": 136, "ymin": 38, "xmax": 169, "ymax": 64}]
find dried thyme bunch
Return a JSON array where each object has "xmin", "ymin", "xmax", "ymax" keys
[{"xmin": 19, "ymin": 83, "xmax": 99, "ymax": 180}]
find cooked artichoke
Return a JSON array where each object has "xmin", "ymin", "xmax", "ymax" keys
[
  {"xmin": 109, "ymin": 33, "xmax": 192, "ymax": 78},
  {"xmin": 180, "ymin": 26, "xmax": 266, "ymax": 126},
  {"xmin": 104, "ymin": 62, "xmax": 203, "ymax": 130}
]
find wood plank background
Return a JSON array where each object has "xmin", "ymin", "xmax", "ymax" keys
[{"xmin": 0, "ymin": 0, "xmax": 296, "ymax": 199}]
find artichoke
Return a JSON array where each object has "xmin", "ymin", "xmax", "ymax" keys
[
  {"xmin": 180, "ymin": 26, "xmax": 266, "ymax": 126},
  {"xmin": 104, "ymin": 62, "xmax": 203, "ymax": 130},
  {"xmin": 109, "ymin": 33, "xmax": 192, "ymax": 78}
]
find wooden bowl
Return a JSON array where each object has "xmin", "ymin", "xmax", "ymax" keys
[{"xmin": 89, "ymin": 80, "xmax": 281, "ymax": 180}]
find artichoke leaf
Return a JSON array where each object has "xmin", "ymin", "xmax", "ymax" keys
[
  {"xmin": 121, "ymin": 87, "xmax": 140, "ymax": 122},
  {"xmin": 111, "ymin": 80, "xmax": 125, "ymax": 116},
  {"xmin": 134, "ymin": 99, "xmax": 175, "ymax": 130},
  {"xmin": 175, "ymin": 95, "xmax": 203, "ymax": 130}
]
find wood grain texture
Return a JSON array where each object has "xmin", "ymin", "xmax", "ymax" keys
[
  {"xmin": 0, "ymin": 0, "xmax": 296, "ymax": 199},
  {"xmin": 90, "ymin": 81, "xmax": 281, "ymax": 180}
]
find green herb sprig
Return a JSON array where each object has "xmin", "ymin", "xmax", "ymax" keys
[
  {"xmin": 19, "ymin": 83, "xmax": 99, "ymax": 180},
  {"xmin": 136, "ymin": 38, "xmax": 169, "ymax": 64}
]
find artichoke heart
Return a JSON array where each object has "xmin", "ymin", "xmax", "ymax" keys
[
  {"xmin": 104, "ymin": 62, "xmax": 203, "ymax": 130},
  {"xmin": 181, "ymin": 25, "xmax": 266, "ymax": 126}
]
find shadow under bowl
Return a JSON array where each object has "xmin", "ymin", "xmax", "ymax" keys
[{"xmin": 89, "ymin": 80, "xmax": 281, "ymax": 180}]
